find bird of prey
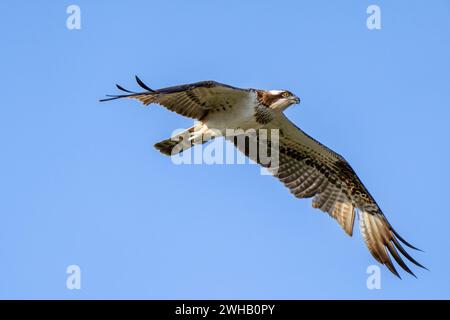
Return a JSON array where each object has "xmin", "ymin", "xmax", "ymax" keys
[{"xmin": 101, "ymin": 77, "xmax": 425, "ymax": 278}]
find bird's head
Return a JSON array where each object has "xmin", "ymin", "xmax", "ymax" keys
[{"xmin": 261, "ymin": 90, "xmax": 300, "ymax": 111}]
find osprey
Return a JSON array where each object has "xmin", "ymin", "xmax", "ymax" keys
[{"xmin": 101, "ymin": 77, "xmax": 425, "ymax": 278}]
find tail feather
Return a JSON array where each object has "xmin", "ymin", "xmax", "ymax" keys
[
  {"xmin": 154, "ymin": 137, "xmax": 190, "ymax": 156},
  {"xmin": 154, "ymin": 124, "xmax": 219, "ymax": 156},
  {"xmin": 154, "ymin": 126, "xmax": 197, "ymax": 156}
]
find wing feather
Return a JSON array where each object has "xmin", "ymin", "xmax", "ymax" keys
[
  {"xmin": 231, "ymin": 112, "xmax": 425, "ymax": 277},
  {"xmin": 100, "ymin": 78, "xmax": 252, "ymax": 120}
]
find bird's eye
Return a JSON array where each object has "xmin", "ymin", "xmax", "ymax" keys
[{"xmin": 282, "ymin": 92, "xmax": 290, "ymax": 98}]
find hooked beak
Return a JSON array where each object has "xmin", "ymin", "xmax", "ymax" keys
[{"xmin": 290, "ymin": 96, "xmax": 300, "ymax": 104}]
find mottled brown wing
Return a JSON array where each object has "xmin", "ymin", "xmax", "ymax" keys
[
  {"xmin": 230, "ymin": 113, "xmax": 425, "ymax": 277},
  {"xmin": 100, "ymin": 77, "xmax": 252, "ymax": 120}
]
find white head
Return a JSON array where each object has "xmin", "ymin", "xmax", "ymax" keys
[{"xmin": 259, "ymin": 90, "xmax": 300, "ymax": 111}]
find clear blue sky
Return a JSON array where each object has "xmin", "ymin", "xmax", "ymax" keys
[{"xmin": 1, "ymin": 0, "xmax": 449, "ymax": 299}]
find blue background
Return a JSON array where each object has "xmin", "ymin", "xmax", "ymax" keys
[{"xmin": 1, "ymin": 0, "xmax": 449, "ymax": 299}]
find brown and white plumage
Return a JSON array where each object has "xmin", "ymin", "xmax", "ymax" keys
[
  {"xmin": 101, "ymin": 78, "xmax": 251, "ymax": 120},
  {"xmin": 101, "ymin": 77, "xmax": 425, "ymax": 278}
]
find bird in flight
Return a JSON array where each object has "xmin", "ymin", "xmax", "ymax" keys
[{"xmin": 101, "ymin": 77, "xmax": 425, "ymax": 278}]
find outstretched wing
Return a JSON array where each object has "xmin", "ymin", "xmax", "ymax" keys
[
  {"xmin": 231, "ymin": 112, "xmax": 425, "ymax": 277},
  {"xmin": 100, "ymin": 76, "xmax": 252, "ymax": 120}
]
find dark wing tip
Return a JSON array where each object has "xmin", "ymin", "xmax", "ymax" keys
[
  {"xmin": 100, "ymin": 81, "xmax": 136, "ymax": 102},
  {"xmin": 99, "ymin": 96, "xmax": 119, "ymax": 102},
  {"xmin": 392, "ymin": 236, "xmax": 427, "ymax": 271},
  {"xmin": 99, "ymin": 94, "xmax": 126, "ymax": 102},
  {"xmin": 101, "ymin": 76, "xmax": 154, "ymax": 103},
  {"xmin": 135, "ymin": 75, "xmax": 155, "ymax": 92},
  {"xmin": 363, "ymin": 213, "xmax": 426, "ymax": 278},
  {"xmin": 385, "ymin": 261, "xmax": 402, "ymax": 279},
  {"xmin": 116, "ymin": 84, "xmax": 136, "ymax": 94},
  {"xmin": 386, "ymin": 242, "xmax": 417, "ymax": 278},
  {"xmin": 392, "ymin": 228, "xmax": 423, "ymax": 251}
]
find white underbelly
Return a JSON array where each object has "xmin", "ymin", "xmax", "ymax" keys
[{"xmin": 203, "ymin": 104, "xmax": 261, "ymax": 133}]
